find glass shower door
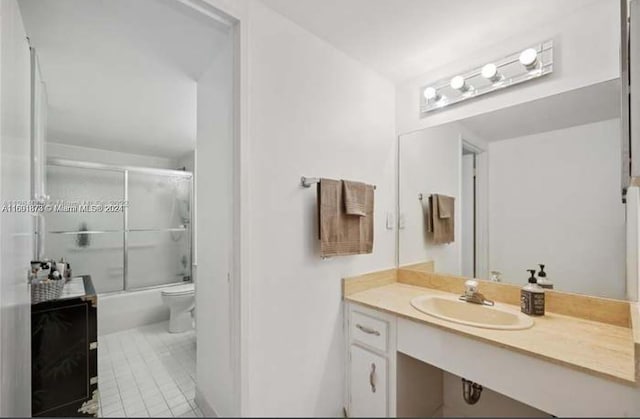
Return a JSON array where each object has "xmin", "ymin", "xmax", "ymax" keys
[
  {"xmin": 45, "ymin": 165, "xmax": 125, "ymax": 293},
  {"xmin": 127, "ymin": 171, "xmax": 192, "ymax": 290}
]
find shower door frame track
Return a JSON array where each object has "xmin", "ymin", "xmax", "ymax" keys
[
  {"xmin": 47, "ymin": 158, "xmax": 193, "ymax": 178},
  {"xmin": 45, "ymin": 157, "xmax": 194, "ymax": 293}
]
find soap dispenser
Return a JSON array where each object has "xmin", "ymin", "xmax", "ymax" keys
[
  {"xmin": 521, "ymin": 269, "xmax": 545, "ymax": 316},
  {"xmin": 536, "ymin": 264, "xmax": 553, "ymax": 289}
]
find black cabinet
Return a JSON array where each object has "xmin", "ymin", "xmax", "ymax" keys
[{"xmin": 31, "ymin": 276, "xmax": 98, "ymax": 417}]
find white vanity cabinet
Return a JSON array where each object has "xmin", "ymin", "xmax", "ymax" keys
[
  {"xmin": 345, "ymin": 303, "xmax": 396, "ymax": 418},
  {"xmin": 345, "ymin": 300, "xmax": 640, "ymax": 418}
]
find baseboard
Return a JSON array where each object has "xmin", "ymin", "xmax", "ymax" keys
[{"xmin": 195, "ymin": 387, "xmax": 218, "ymax": 418}]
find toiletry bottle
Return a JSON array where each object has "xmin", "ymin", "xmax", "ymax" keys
[
  {"xmin": 63, "ymin": 258, "xmax": 72, "ymax": 279},
  {"xmin": 490, "ymin": 271, "xmax": 502, "ymax": 282},
  {"xmin": 521, "ymin": 269, "xmax": 545, "ymax": 316},
  {"xmin": 56, "ymin": 258, "xmax": 66, "ymax": 280},
  {"xmin": 37, "ymin": 262, "xmax": 50, "ymax": 282},
  {"xmin": 536, "ymin": 264, "xmax": 553, "ymax": 289}
]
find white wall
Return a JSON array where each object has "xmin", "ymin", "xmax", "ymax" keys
[
  {"xmin": 488, "ymin": 119, "xmax": 625, "ymax": 298},
  {"xmin": 396, "ymin": 0, "xmax": 620, "ymax": 135},
  {"xmin": 245, "ymin": 1, "xmax": 396, "ymax": 415},
  {"xmin": 0, "ymin": 0, "xmax": 33, "ymax": 415},
  {"xmin": 194, "ymin": 26, "xmax": 236, "ymax": 418}
]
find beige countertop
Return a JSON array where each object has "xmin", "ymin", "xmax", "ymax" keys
[{"xmin": 346, "ymin": 281, "xmax": 637, "ymax": 385}]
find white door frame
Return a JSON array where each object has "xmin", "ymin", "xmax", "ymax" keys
[
  {"xmin": 460, "ymin": 151, "xmax": 476, "ymax": 277},
  {"xmin": 461, "ymin": 138, "xmax": 489, "ymax": 280},
  {"xmin": 167, "ymin": 0, "xmax": 249, "ymax": 416}
]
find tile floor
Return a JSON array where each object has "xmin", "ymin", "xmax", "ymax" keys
[{"xmin": 97, "ymin": 322, "xmax": 201, "ymax": 418}]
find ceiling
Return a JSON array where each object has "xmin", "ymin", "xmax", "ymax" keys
[
  {"xmin": 261, "ymin": 0, "xmax": 603, "ymax": 83},
  {"xmin": 18, "ymin": 0, "xmax": 230, "ymax": 158},
  {"xmin": 459, "ymin": 79, "xmax": 621, "ymax": 142}
]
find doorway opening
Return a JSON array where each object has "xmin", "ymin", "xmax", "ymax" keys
[{"xmin": 16, "ymin": 0, "xmax": 239, "ymax": 417}]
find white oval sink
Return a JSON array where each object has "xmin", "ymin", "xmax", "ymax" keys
[{"xmin": 410, "ymin": 294, "xmax": 534, "ymax": 330}]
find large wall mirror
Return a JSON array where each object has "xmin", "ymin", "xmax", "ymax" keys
[{"xmin": 397, "ymin": 2, "xmax": 628, "ymax": 299}]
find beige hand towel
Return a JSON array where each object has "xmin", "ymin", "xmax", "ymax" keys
[
  {"xmin": 318, "ymin": 178, "xmax": 373, "ymax": 257},
  {"xmin": 342, "ymin": 180, "xmax": 367, "ymax": 216},
  {"xmin": 437, "ymin": 194, "xmax": 454, "ymax": 219},
  {"xmin": 431, "ymin": 194, "xmax": 454, "ymax": 244}
]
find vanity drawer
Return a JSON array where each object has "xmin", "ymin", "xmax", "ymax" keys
[{"xmin": 350, "ymin": 310, "xmax": 388, "ymax": 352}]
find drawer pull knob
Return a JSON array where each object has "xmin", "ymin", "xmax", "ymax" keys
[
  {"xmin": 356, "ymin": 324, "xmax": 380, "ymax": 336},
  {"xmin": 369, "ymin": 363, "xmax": 376, "ymax": 393}
]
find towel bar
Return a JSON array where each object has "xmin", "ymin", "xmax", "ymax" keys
[
  {"xmin": 300, "ymin": 176, "xmax": 320, "ymax": 187},
  {"xmin": 300, "ymin": 176, "xmax": 376, "ymax": 189}
]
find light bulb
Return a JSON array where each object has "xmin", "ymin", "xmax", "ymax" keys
[
  {"xmin": 450, "ymin": 75, "xmax": 467, "ymax": 91},
  {"xmin": 481, "ymin": 63, "xmax": 500, "ymax": 82},
  {"xmin": 519, "ymin": 48, "xmax": 538, "ymax": 69},
  {"xmin": 423, "ymin": 86, "xmax": 439, "ymax": 101}
]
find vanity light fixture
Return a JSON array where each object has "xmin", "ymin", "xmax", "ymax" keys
[{"xmin": 419, "ymin": 40, "xmax": 553, "ymax": 115}]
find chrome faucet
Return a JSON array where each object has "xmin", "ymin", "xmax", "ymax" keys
[{"xmin": 459, "ymin": 279, "xmax": 495, "ymax": 306}]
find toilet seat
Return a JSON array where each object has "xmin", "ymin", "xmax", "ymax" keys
[{"xmin": 161, "ymin": 283, "xmax": 194, "ymax": 296}]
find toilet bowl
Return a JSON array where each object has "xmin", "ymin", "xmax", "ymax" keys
[{"xmin": 161, "ymin": 283, "xmax": 195, "ymax": 333}]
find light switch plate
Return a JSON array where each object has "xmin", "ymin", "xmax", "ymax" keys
[{"xmin": 386, "ymin": 212, "xmax": 395, "ymax": 230}]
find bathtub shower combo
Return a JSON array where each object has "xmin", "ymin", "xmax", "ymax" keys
[{"xmin": 41, "ymin": 159, "xmax": 195, "ymax": 332}]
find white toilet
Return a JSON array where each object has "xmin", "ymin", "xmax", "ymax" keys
[{"xmin": 161, "ymin": 283, "xmax": 195, "ymax": 333}]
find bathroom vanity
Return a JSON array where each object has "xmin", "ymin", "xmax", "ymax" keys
[
  {"xmin": 343, "ymin": 267, "xmax": 640, "ymax": 417},
  {"xmin": 31, "ymin": 275, "xmax": 98, "ymax": 417}
]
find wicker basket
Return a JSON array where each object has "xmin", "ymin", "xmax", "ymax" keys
[{"xmin": 31, "ymin": 279, "xmax": 65, "ymax": 304}]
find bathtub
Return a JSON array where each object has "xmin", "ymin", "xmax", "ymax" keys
[{"xmin": 97, "ymin": 285, "xmax": 180, "ymax": 335}]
